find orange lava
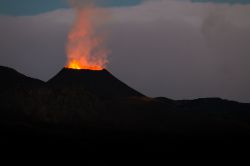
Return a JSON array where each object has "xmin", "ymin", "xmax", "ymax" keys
[
  {"xmin": 65, "ymin": 4, "xmax": 108, "ymax": 70},
  {"xmin": 67, "ymin": 60, "xmax": 103, "ymax": 70}
]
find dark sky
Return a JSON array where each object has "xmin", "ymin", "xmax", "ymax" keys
[{"xmin": 0, "ymin": 0, "xmax": 250, "ymax": 102}]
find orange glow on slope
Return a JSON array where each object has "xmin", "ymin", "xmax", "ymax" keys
[{"xmin": 66, "ymin": 5, "xmax": 108, "ymax": 70}]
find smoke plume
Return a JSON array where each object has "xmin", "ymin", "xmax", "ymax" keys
[{"xmin": 66, "ymin": 0, "xmax": 109, "ymax": 70}]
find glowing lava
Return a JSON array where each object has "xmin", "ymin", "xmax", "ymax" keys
[
  {"xmin": 66, "ymin": 4, "xmax": 108, "ymax": 70},
  {"xmin": 67, "ymin": 60, "xmax": 103, "ymax": 70}
]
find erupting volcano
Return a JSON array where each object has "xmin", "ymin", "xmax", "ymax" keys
[
  {"xmin": 48, "ymin": 1, "xmax": 143, "ymax": 99},
  {"xmin": 48, "ymin": 67, "xmax": 144, "ymax": 99},
  {"xmin": 66, "ymin": 3, "xmax": 108, "ymax": 70}
]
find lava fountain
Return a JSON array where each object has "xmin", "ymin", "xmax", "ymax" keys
[{"xmin": 66, "ymin": 2, "xmax": 109, "ymax": 70}]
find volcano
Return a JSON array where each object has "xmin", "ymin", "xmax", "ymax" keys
[
  {"xmin": 48, "ymin": 68, "xmax": 144, "ymax": 99},
  {"xmin": 1, "ymin": 65, "xmax": 250, "ymax": 156}
]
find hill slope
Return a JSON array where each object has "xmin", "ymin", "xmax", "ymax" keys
[
  {"xmin": 0, "ymin": 66, "xmax": 250, "ymax": 155},
  {"xmin": 0, "ymin": 66, "xmax": 44, "ymax": 90},
  {"xmin": 47, "ymin": 68, "xmax": 144, "ymax": 99}
]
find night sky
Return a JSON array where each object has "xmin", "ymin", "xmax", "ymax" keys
[{"xmin": 0, "ymin": 0, "xmax": 250, "ymax": 102}]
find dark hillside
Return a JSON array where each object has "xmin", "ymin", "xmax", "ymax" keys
[{"xmin": 0, "ymin": 66, "xmax": 250, "ymax": 157}]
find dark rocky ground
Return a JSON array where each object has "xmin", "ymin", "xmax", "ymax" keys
[{"xmin": 1, "ymin": 66, "xmax": 250, "ymax": 162}]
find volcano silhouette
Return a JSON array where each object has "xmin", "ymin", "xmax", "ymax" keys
[
  {"xmin": 1, "ymin": 65, "xmax": 250, "ymax": 156},
  {"xmin": 47, "ymin": 68, "xmax": 144, "ymax": 99}
]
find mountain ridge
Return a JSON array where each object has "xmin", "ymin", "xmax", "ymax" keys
[
  {"xmin": 0, "ymin": 66, "xmax": 44, "ymax": 90},
  {"xmin": 0, "ymin": 65, "xmax": 250, "ymax": 154}
]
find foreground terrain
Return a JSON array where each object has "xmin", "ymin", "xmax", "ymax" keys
[{"xmin": 1, "ymin": 66, "xmax": 250, "ymax": 159}]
